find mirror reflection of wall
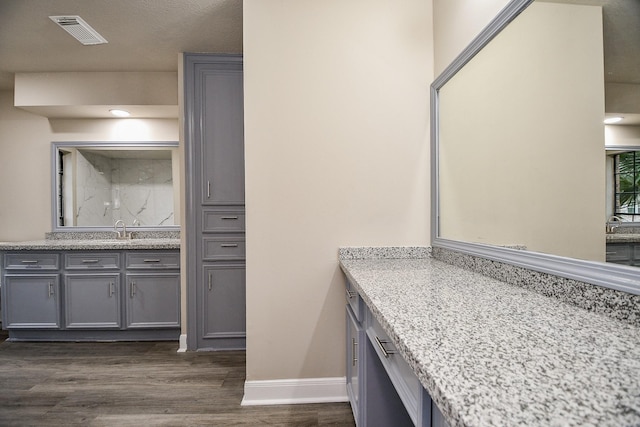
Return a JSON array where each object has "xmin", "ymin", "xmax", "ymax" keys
[
  {"xmin": 57, "ymin": 145, "xmax": 177, "ymax": 228},
  {"xmin": 438, "ymin": 1, "xmax": 605, "ymax": 262}
]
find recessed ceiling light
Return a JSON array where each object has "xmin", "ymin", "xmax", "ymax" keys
[
  {"xmin": 604, "ymin": 116, "xmax": 623, "ymax": 124},
  {"xmin": 110, "ymin": 109, "xmax": 131, "ymax": 117}
]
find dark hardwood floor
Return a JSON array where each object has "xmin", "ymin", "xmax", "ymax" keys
[{"xmin": 0, "ymin": 332, "xmax": 355, "ymax": 426}]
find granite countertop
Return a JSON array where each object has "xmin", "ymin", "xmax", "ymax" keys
[
  {"xmin": 339, "ymin": 256, "xmax": 640, "ymax": 427},
  {"xmin": 606, "ymin": 233, "xmax": 640, "ymax": 243},
  {"xmin": 0, "ymin": 238, "xmax": 180, "ymax": 250}
]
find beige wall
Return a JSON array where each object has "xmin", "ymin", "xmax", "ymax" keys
[
  {"xmin": 606, "ymin": 125, "xmax": 640, "ymax": 147},
  {"xmin": 433, "ymin": 0, "xmax": 510, "ymax": 75},
  {"xmin": 243, "ymin": 0, "xmax": 432, "ymax": 381},
  {"xmin": 0, "ymin": 90, "xmax": 178, "ymax": 241},
  {"xmin": 438, "ymin": 2, "xmax": 605, "ymax": 262}
]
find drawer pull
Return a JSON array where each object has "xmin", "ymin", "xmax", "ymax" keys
[
  {"xmin": 82, "ymin": 259, "xmax": 100, "ymax": 264},
  {"xmin": 48, "ymin": 282, "xmax": 55, "ymax": 298},
  {"xmin": 220, "ymin": 244, "xmax": 239, "ymax": 248},
  {"xmin": 130, "ymin": 282, "xmax": 136, "ymax": 298},
  {"xmin": 221, "ymin": 216, "xmax": 239, "ymax": 220},
  {"xmin": 143, "ymin": 259, "xmax": 161, "ymax": 263},
  {"xmin": 374, "ymin": 336, "xmax": 395, "ymax": 358},
  {"xmin": 207, "ymin": 180, "xmax": 211, "ymax": 198},
  {"xmin": 109, "ymin": 282, "xmax": 115, "ymax": 297},
  {"xmin": 346, "ymin": 289, "xmax": 356, "ymax": 300},
  {"xmin": 208, "ymin": 273, "xmax": 213, "ymax": 291},
  {"xmin": 352, "ymin": 338, "xmax": 358, "ymax": 367},
  {"xmin": 21, "ymin": 260, "xmax": 39, "ymax": 264}
]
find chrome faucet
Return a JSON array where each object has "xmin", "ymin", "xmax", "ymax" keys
[
  {"xmin": 114, "ymin": 219, "xmax": 131, "ymax": 240},
  {"xmin": 606, "ymin": 215, "xmax": 624, "ymax": 233}
]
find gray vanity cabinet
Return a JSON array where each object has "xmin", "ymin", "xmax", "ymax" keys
[
  {"xmin": 184, "ymin": 53, "xmax": 246, "ymax": 351},
  {"xmin": 1, "ymin": 249, "xmax": 180, "ymax": 341},
  {"xmin": 345, "ymin": 279, "xmax": 450, "ymax": 427},
  {"xmin": 2, "ymin": 252, "xmax": 60, "ymax": 329},
  {"xmin": 201, "ymin": 265, "xmax": 246, "ymax": 343},
  {"xmin": 64, "ymin": 252, "xmax": 121, "ymax": 329},
  {"xmin": 65, "ymin": 274, "xmax": 121, "ymax": 329},
  {"xmin": 606, "ymin": 242, "xmax": 640, "ymax": 266},
  {"xmin": 125, "ymin": 274, "xmax": 180, "ymax": 328},
  {"xmin": 4, "ymin": 274, "xmax": 60, "ymax": 329}
]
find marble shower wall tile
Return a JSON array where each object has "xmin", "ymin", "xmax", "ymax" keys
[
  {"xmin": 75, "ymin": 151, "xmax": 113, "ymax": 227},
  {"xmin": 74, "ymin": 152, "xmax": 174, "ymax": 227}
]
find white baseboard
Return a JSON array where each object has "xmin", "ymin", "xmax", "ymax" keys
[
  {"xmin": 177, "ymin": 334, "xmax": 187, "ymax": 353},
  {"xmin": 241, "ymin": 377, "xmax": 348, "ymax": 406}
]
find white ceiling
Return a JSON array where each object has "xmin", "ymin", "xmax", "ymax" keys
[
  {"xmin": 0, "ymin": 0, "xmax": 637, "ymax": 123},
  {"xmin": 0, "ymin": 0, "xmax": 243, "ymax": 91}
]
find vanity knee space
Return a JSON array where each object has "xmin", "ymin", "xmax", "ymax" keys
[{"xmin": 345, "ymin": 279, "xmax": 449, "ymax": 427}]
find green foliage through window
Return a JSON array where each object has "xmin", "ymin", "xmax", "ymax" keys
[{"xmin": 614, "ymin": 151, "xmax": 640, "ymax": 219}]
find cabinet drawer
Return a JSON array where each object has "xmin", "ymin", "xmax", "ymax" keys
[
  {"xmin": 606, "ymin": 243, "xmax": 631, "ymax": 262},
  {"xmin": 4, "ymin": 253, "xmax": 59, "ymax": 270},
  {"xmin": 203, "ymin": 237, "xmax": 245, "ymax": 261},
  {"xmin": 203, "ymin": 210, "xmax": 245, "ymax": 233},
  {"xmin": 65, "ymin": 253, "xmax": 120, "ymax": 270},
  {"xmin": 126, "ymin": 252, "xmax": 180, "ymax": 269},
  {"xmin": 366, "ymin": 308, "xmax": 422, "ymax": 425},
  {"xmin": 346, "ymin": 279, "xmax": 363, "ymax": 322}
]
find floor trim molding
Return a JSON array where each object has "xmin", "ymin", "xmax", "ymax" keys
[
  {"xmin": 177, "ymin": 334, "xmax": 187, "ymax": 353},
  {"xmin": 241, "ymin": 377, "xmax": 348, "ymax": 406}
]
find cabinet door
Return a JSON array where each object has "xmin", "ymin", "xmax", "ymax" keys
[
  {"xmin": 125, "ymin": 273, "xmax": 180, "ymax": 328},
  {"xmin": 346, "ymin": 306, "xmax": 363, "ymax": 425},
  {"xmin": 198, "ymin": 65, "xmax": 245, "ymax": 205},
  {"xmin": 199, "ymin": 265, "xmax": 246, "ymax": 348},
  {"xmin": 64, "ymin": 274, "xmax": 120, "ymax": 329},
  {"xmin": 3, "ymin": 274, "xmax": 60, "ymax": 328}
]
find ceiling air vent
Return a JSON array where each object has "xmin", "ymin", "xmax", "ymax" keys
[{"xmin": 49, "ymin": 15, "xmax": 108, "ymax": 45}]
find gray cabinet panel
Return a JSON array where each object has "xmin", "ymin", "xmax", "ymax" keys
[
  {"xmin": 346, "ymin": 306, "xmax": 362, "ymax": 425},
  {"xmin": 202, "ymin": 236, "xmax": 246, "ymax": 261},
  {"xmin": 4, "ymin": 253, "xmax": 59, "ymax": 270},
  {"xmin": 126, "ymin": 273, "xmax": 180, "ymax": 328},
  {"xmin": 64, "ymin": 274, "xmax": 120, "ymax": 328},
  {"xmin": 65, "ymin": 253, "xmax": 120, "ymax": 270},
  {"xmin": 185, "ymin": 54, "xmax": 246, "ymax": 351},
  {"xmin": 202, "ymin": 209, "xmax": 245, "ymax": 233},
  {"xmin": 200, "ymin": 265, "xmax": 245, "ymax": 344},
  {"xmin": 126, "ymin": 252, "xmax": 180, "ymax": 269},
  {"xmin": 199, "ymin": 67, "xmax": 245, "ymax": 205},
  {"xmin": 4, "ymin": 274, "xmax": 60, "ymax": 328}
]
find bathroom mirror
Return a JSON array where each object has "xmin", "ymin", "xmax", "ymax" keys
[
  {"xmin": 52, "ymin": 141, "xmax": 180, "ymax": 231},
  {"xmin": 431, "ymin": 0, "xmax": 640, "ymax": 295}
]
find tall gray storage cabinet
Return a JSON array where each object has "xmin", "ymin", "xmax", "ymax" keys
[{"xmin": 184, "ymin": 54, "xmax": 246, "ymax": 350}]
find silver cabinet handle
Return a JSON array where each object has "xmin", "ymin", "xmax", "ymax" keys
[
  {"xmin": 208, "ymin": 273, "xmax": 213, "ymax": 291},
  {"xmin": 109, "ymin": 282, "xmax": 115, "ymax": 297},
  {"xmin": 143, "ymin": 259, "xmax": 161, "ymax": 263},
  {"xmin": 346, "ymin": 289, "xmax": 356, "ymax": 300},
  {"xmin": 82, "ymin": 259, "xmax": 99, "ymax": 264},
  {"xmin": 374, "ymin": 336, "xmax": 395, "ymax": 358},
  {"xmin": 220, "ymin": 244, "xmax": 239, "ymax": 248},
  {"xmin": 48, "ymin": 282, "xmax": 55, "ymax": 298},
  {"xmin": 207, "ymin": 180, "xmax": 211, "ymax": 198},
  {"xmin": 130, "ymin": 282, "xmax": 136, "ymax": 298},
  {"xmin": 352, "ymin": 338, "xmax": 358, "ymax": 367},
  {"xmin": 221, "ymin": 216, "xmax": 239, "ymax": 220},
  {"xmin": 21, "ymin": 260, "xmax": 39, "ymax": 264}
]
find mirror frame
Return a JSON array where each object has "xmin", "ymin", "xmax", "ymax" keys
[
  {"xmin": 51, "ymin": 141, "xmax": 180, "ymax": 232},
  {"xmin": 430, "ymin": 0, "xmax": 640, "ymax": 296}
]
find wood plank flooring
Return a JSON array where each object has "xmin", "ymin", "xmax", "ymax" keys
[{"xmin": 0, "ymin": 333, "xmax": 355, "ymax": 426}]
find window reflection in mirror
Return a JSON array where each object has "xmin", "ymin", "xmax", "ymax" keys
[{"xmin": 53, "ymin": 142, "xmax": 179, "ymax": 230}]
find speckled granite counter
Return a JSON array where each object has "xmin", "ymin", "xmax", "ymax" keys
[
  {"xmin": 607, "ymin": 233, "xmax": 640, "ymax": 243},
  {"xmin": 339, "ymin": 251, "xmax": 640, "ymax": 426},
  {"xmin": 0, "ymin": 238, "xmax": 180, "ymax": 250}
]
